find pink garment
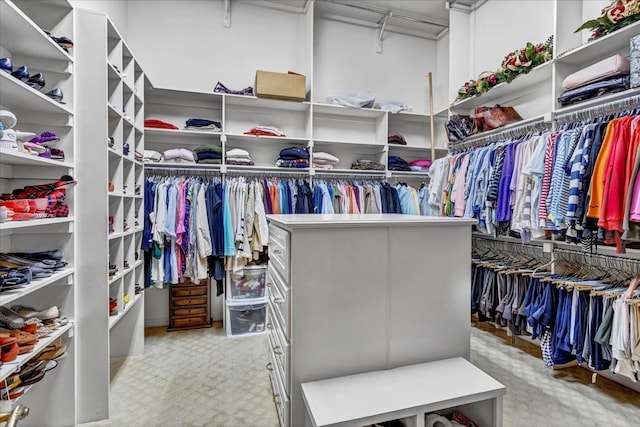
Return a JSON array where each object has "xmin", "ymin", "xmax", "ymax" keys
[
  {"xmin": 453, "ymin": 155, "xmax": 469, "ymax": 217},
  {"xmin": 408, "ymin": 159, "xmax": 432, "ymax": 168}
]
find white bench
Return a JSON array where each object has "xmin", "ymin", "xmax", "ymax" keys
[{"xmin": 301, "ymin": 357, "xmax": 505, "ymax": 427}]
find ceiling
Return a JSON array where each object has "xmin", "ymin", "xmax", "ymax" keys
[{"xmin": 241, "ymin": 0, "xmax": 479, "ymax": 40}]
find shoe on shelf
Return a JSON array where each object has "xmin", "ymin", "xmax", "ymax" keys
[
  {"xmin": 29, "ymin": 131, "xmax": 59, "ymax": 144},
  {"xmin": 0, "ymin": 337, "xmax": 19, "ymax": 363},
  {"xmin": 0, "ymin": 57, "xmax": 12, "ymax": 73},
  {"xmin": 26, "ymin": 72, "xmax": 45, "ymax": 90},
  {"xmin": 11, "ymin": 305, "xmax": 60, "ymax": 321},
  {"xmin": 11, "ymin": 65, "xmax": 29, "ymax": 82},
  {"xmin": 0, "ymin": 109, "xmax": 17, "ymax": 130},
  {"xmin": 0, "ymin": 306, "xmax": 26, "ymax": 329},
  {"xmin": 45, "ymin": 88, "xmax": 65, "ymax": 104},
  {"xmin": 10, "ymin": 329, "xmax": 39, "ymax": 346},
  {"xmin": 35, "ymin": 343, "xmax": 66, "ymax": 361}
]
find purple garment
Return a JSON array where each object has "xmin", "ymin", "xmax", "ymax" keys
[{"xmin": 496, "ymin": 142, "xmax": 517, "ymax": 222}]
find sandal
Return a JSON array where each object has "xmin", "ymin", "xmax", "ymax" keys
[{"xmin": 35, "ymin": 344, "xmax": 66, "ymax": 361}]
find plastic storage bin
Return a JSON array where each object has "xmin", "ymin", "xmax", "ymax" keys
[
  {"xmin": 228, "ymin": 265, "xmax": 267, "ymax": 299},
  {"xmin": 226, "ymin": 298, "xmax": 268, "ymax": 336}
]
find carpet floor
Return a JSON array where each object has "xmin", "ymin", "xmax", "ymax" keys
[{"xmin": 80, "ymin": 322, "xmax": 639, "ymax": 427}]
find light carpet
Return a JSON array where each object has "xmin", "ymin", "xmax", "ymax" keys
[{"xmin": 81, "ymin": 324, "xmax": 640, "ymax": 427}]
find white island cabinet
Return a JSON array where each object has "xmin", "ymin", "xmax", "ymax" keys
[{"xmin": 265, "ymin": 214, "xmax": 477, "ymax": 427}]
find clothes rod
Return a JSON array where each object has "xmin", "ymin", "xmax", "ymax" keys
[
  {"xmin": 449, "ymin": 116, "xmax": 551, "ymax": 152},
  {"xmin": 553, "ymin": 94, "xmax": 640, "ymax": 124},
  {"xmin": 145, "ymin": 167, "xmax": 221, "ymax": 176},
  {"xmin": 313, "ymin": 174, "xmax": 387, "ymax": 181},
  {"xmin": 320, "ymin": 0, "xmax": 448, "ymax": 28}
]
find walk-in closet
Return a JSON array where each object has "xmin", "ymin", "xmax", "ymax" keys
[{"xmin": 0, "ymin": 0, "xmax": 639, "ymax": 426}]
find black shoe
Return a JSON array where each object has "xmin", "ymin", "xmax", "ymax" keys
[
  {"xmin": 27, "ymin": 73, "xmax": 45, "ymax": 90},
  {"xmin": 11, "ymin": 65, "xmax": 29, "ymax": 82},
  {"xmin": 45, "ymin": 88, "xmax": 65, "ymax": 104}
]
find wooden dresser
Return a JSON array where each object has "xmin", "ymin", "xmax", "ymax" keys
[{"xmin": 167, "ymin": 278, "xmax": 212, "ymax": 331}]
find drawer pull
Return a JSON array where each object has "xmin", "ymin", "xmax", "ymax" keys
[
  {"xmin": 273, "ymin": 346, "xmax": 283, "ymax": 355},
  {"xmin": 272, "ymin": 249, "xmax": 284, "ymax": 255},
  {"xmin": 267, "ymin": 323, "xmax": 274, "ymax": 330},
  {"xmin": 273, "ymin": 394, "xmax": 281, "ymax": 405},
  {"xmin": 273, "ymin": 297, "xmax": 284, "ymax": 304},
  {"xmin": 266, "ymin": 282, "xmax": 272, "ymax": 288},
  {"xmin": 266, "ymin": 362, "xmax": 273, "ymax": 371}
]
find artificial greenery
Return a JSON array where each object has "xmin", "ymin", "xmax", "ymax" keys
[
  {"xmin": 455, "ymin": 36, "xmax": 554, "ymax": 102},
  {"xmin": 575, "ymin": 0, "xmax": 640, "ymax": 40}
]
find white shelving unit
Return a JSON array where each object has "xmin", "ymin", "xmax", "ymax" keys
[
  {"xmin": 0, "ymin": 0, "xmax": 75, "ymax": 425},
  {"xmin": 144, "ymin": 89, "xmax": 445, "ymax": 177},
  {"xmin": 75, "ymin": 9, "xmax": 145, "ymax": 423},
  {"xmin": 443, "ymin": 0, "xmax": 639, "ymax": 137}
]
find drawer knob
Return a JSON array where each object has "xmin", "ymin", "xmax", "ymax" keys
[
  {"xmin": 266, "ymin": 282, "xmax": 272, "ymax": 288},
  {"xmin": 273, "ymin": 297, "xmax": 284, "ymax": 304},
  {"xmin": 266, "ymin": 362, "xmax": 274, "ymax": 371},
  {"xmin": 267, "ymin": 323, "xmax": 274, "ymax": 330},
  {"xmin": 272, "ymin": 249, "xmax": 284, "ymax": 255},
  {"xmin": 273, "ymin": 346, "xmax": 283, "ymax": 355},
  {"xmin": 273, "ymin": 394, "xmax": 281, "ymax": 405}
]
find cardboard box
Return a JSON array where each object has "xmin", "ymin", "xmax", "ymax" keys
[
  {"xmin": 255, "ymin": 70, "xmax": 306, "ymax": 101},
  {"xmin": 631, "ymin": 35, "xmax": 640, "ymax": 88}
]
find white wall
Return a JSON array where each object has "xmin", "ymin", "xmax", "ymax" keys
[
  {"xmin": 436, "ymin": 32, "xmax": 450, "ymax": 112},
  {"xmin": 313, "ymin": 18, "xmax": 437, "ymax": 114},
  {"xmin": 471, "ymin": 0, "xmax": 554, "ymax": 76},
  {"xmin": 126, "ymin": 0, "xmax": 310, "ymax": 93},
  {"xmin": 70, "ymin": 0, "xmax": 128, "ymax": 38}
]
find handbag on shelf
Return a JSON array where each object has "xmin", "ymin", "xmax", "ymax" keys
[
  {"xmin": 470, "ymin": 105, "xmax": 523, "ymax": 133},
  {"xmin": 444, "ymin": 114, "xmax": 474, "ymax": 142}
]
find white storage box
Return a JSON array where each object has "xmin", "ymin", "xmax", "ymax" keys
[
  {"xmin": 227, "ymin": 265, "xmax": 267, "ymax": 300},
  {"xmin": 225, "ymin": 297, "xmax": 268, "ymax": 336}
]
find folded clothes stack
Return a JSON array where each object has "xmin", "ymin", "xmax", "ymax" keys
[
  {"xmin": 0, "ymin": 176, "xmax": 74, "ymax": 221},
  {"xmin": 408, "ymin": 159, "xmax": 432, "ymax": 171},
  {"xmin": 193, "ymin": 145, "xmax": 222, "ymax": 164},
  {"xmin": 244, "ymin": 125, "xmax": 286, "ymax": 137},
  {"xmin": 388, "ymin": 132, "xmax": 407, "ymax": 145},
  {"xmin": 351, "ymin": 159, "xmax": 385, "ymax": 171},
  {"xmin": 144, "ymin": 119, "xmax": 179, "ymax": 130},
  {"xmin": 388, "ymin": 156, "xmax": 411, "ymax": 171},
  {"xmin": 226, "ymin": 148, "xmax": 254, "ymax": 166},
  {"xmin": 185, "ymin": 118, "xmax": 222, "ymax": 132},
  {"xmin": 163, "ymin": 148, "xmax": 195, "ymax": 163},
  {"xmin": 558, "ymin": 54, "xmax": 631, "ymax": 106},
  {"xmin": 276, "ymin": 146, "xmax": 309, "ymax": 168},
  {"xmin": 313, "ymin": 151, "xmax": 339, "ymax": 169},
  {"xmin": 143, "ymin": 149, "xmax": 162, "ymax": 163}
]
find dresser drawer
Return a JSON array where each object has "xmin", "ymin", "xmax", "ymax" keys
[
  {"xmin": 170, "ymin": 315, "xmax": 209, "ymax": 329},
  {"xmin": 172, "ymin": 307, "xmax": 207, "ymax": 317},
  {"xmin": 268, "ymin": 316, "xmax": 289, "ymax": 393},
  {"xmin": 268, "ymin": 224, "xmax": 290, "ymax": 282},
  {"xmin": 267, "ymin": 347, "xmax": 289, "ymax": 427},
  {"xmin": 267, "ymin": 269, "xmax": 290, "ymax": 340},
  {"xmin": 173, "ymin": 297, "xmax": 208, "ymax": 306},
  {"xmin": 172, "ymin": 287, "xmax": 207, "ymax": 298}
]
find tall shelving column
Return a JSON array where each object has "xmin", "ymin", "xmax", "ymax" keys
[
  {"xmin": 75, "ymin": 10, "xmax": 145, "ymax": 423},
  {"xmin": 0, "ymin": 0, "xmax": 76, "ymax": 425}
]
